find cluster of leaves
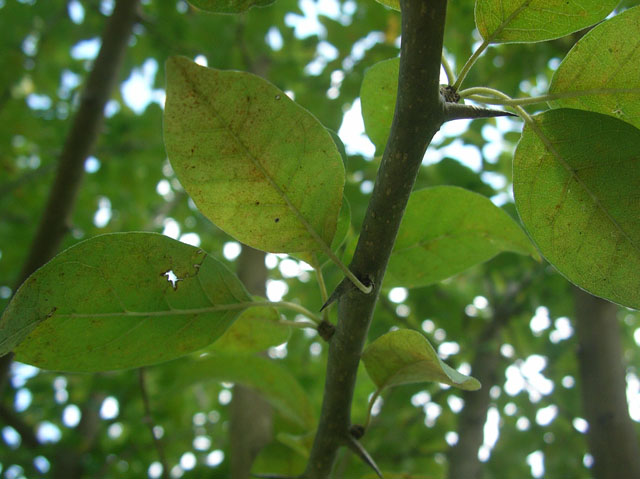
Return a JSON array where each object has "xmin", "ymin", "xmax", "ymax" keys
[{"xmin": 1, "ymin": 0, "xmax": 639, "ymax": 478}]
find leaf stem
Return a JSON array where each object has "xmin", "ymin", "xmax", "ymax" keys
[
  {"xmin": 279, "ymin": 318, "xmax": 319, "ymax": 329},
  {"xmin": 452, "ymin": 38, "xmax": 489, "ymax": 91},
  {"xmin": 441, "ymin": 53, "xmax": 455, "ymax": 86},
  {"xmin": 363, "ymin": 389, "xmax": 382, "ymax": 432},
  {"xmin": 457, "ymin": 87, "xmax": 534, "ymax": 123}
]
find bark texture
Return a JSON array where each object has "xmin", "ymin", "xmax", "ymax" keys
[{"xmin": 573, "ymin": 288, "xmax": 640, "ymax": 479}]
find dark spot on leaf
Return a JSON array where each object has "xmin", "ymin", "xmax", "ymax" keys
[
  {"xmin": 255, "ymin": 201, "xmax": 260, "ymax": 205},
  {"xmin": 275, "ymin": 94, "xmax": 281, "ymax": 100},
  {"xmin": 274, "ymin": 218, "xmax": 280, "ymax": 223}
]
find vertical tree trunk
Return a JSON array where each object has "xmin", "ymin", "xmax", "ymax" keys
[
  {"xmin": 573, "ymin": 287, "xmax": 640, "ymax": 479},
  {"xmin": 447, "ymin": 345, "xmax": 500, "ymax": 479},
  {"xmin": 229, "ymin": 245, "xmax": 273, "ymax": 478}
]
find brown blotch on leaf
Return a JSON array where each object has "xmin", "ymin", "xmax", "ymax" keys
[{"xmin": 274, "ymin": 217, "xmax": 280, "ymax": 223}]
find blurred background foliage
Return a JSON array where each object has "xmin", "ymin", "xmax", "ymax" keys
[{"xmin": 0, "ymin": 0, "xmax": 639, "ymax": 478}]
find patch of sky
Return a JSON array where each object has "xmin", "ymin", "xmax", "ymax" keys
[
  {"xmin": 71, "ymin": 38, "xmax": 101, "ymax": 60},
  {"xmin": 478, "ymin": 407, "xmax": 500, "ymax": 461},
  {"xmin": 266, "ymin": 279, "xmax": 288, "ymax": 301},
  {"xmin": 180, "ymin": 452, "xmax": 197, "ymax": 470},
  {"xmin": 149, "ymin": 462, "xmax": 164, "ymax": 479},
  {"xmin": 84, "ymin": 156, "xmax": 100, "ymax": 173},
  {"xmin": 223, "ymin": 241, "xmax": 241, "ymax": 261},
  {"xmin": 58, "ymin": 70, "xmax": 81, "ymax": 99},
  {"xmin": 100, "ymin": 396, "xmax": 119, "ymax": 420},
  {"xmin": 14, "ymin": 388, "xmax": 32, "ymax": 412},
  {"xmin": 206, "ymin": 450, "xmax": 224, "ymax": 467},
  {"xmin": 37, "ymin": 421, "xmax": 62, "ymax": 443},
  {"xmin": 194, "ymin": 54, "xmax": 207, "ymax": 67},
  {"xmin": 627, "ymin": 372, "xmax": 640, "ymax": 421},
  {"xmin": 93, "ymin": 197, "xmax": 112, "ymax": 228},
  {"xmin": 63, "ymin": 404, "xmax": 82, "ymax": 427},
  {"xmin": 121, "ymin": 58, "xmax": 165, "ymax": 114},
  {"xmin": 162, "ymin": 218, "xmax": 180, "ymax": 239},
  {"xmin": 22, "ymin": 33, "xmax": 38, "ymax": 56},
  {"xmin": 179, "ymin": 233, "xmax": 201, "ymax": 247},
  {"xmin": 527, "ymin": 451, "xmax": 545, "ymax": 478},
  {"xmin": 10, "ymin": 363, "xmax": 39, "ymax": 390},
  {"xmin": 100, "ymin": 0, "xmax": 114, "ymax": 16},
  {"xmin": 266, "ymin": 27, "xmax": 283, "ymax": 51},
  {"xmin": 2, "ymin": 426, "xmax": 20, "ymax": 449},
  {"xmin": 34, "ymin": 456, "xmax": 50, "ymax": 474},
  {"xmin": 68, "ymin": 0, "xmax": 85, "ymax": 24},
  {"xmin": 26, "ymin": 93, "xmax": 51, "ymax": 110},
  {"xmin": 505, "ymin": 354, "xmax": 554, "ymax": 402}
]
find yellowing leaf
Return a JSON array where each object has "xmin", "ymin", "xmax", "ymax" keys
[
  {"xmin": 164, "ymin": 56, "xmax": 344, "ymax": 254},
  {"xmin": 362, "ymin": 329, "xmax": 480, "ymax": 391},
  {"xmin": 549, "ymin": 6, "xmax": 640, "ymax": 129}
]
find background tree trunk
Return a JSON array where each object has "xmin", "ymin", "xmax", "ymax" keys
[
  {"xmin": 573, "ymin": 287, "xmax": 640, "ymax": 479},
  {"xmin": 229, "ymin": 245, "xmax": 274, "ymax": 478}
]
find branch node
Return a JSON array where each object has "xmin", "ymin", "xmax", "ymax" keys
[
  {"xmin": 317, "ymin": 319, "xmax": 335, "ymax": 342},
  {"xmin": 349, "ymin": 424, "xmax": 365, "ymax": 439}
]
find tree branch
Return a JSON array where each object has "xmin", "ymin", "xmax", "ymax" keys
[{"xmin": 304, "ymin": 1, "xmax": 448, "ymax": 477}]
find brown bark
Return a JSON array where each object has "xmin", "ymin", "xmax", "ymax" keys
[
  {"xmin": 229, "ymin": 245, "xmax": 274, "ymax": 478},
  {"xmin": 573, "ymin": 287, "xmax": 640, "ymax": 479}
]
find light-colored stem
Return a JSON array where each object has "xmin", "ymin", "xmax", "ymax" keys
[
  {"xmin": 452, "ymin": 39, "xmax": 489, "ymax": 91},
  {"xmin": 441, "ymin": 53, "xmax": 455, "ymax": 86},
  {"xmin": 458, "ymin": 87, "xmax": 534, "ymax": 123},
  {"xmin": 363, "ymin": 389, "xmax": 382, "ymax": 431}
]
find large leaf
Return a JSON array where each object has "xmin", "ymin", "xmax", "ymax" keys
[
  {"xmin": 475, "ymin": 0, "xmax": 618, "ymax": 44},
  {"xmin": 174, "ymin": 353, "xmax": 316, "ymax": 430},
  {"xmin": 361, "ymin": 57, "xmax": 398, "ymax": 155},
  {"xmin": 514, "ymin": 109, "xmax": 640, "ymax": 309},
  {"xmin": 385, "ymin": 186, "xmax": 538, "ymax": 288},
  {"xmin": 210, "ymin": 302, "xmax": 290, "ymax": 353},
  {"xmin": 549, "ymin": 6, "xmax": 640, "ymax": 129},
  {"xmin": 0, "ymin": 233, "xmax": 252, "ymax": 372},
  {"xmin": 188, "ymin": 0, "xmax": 274, "ymax": 14},
  {"xmin": 164, "ymin": 56, "xmax": 344, "ymax": 254},
  {"xmin": 362, "ymin": 329, "xmax": 480, "ymax": 391}
]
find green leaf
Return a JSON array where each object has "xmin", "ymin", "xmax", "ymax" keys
[
  {"xmin": 361, "ymin": 57, "xmax": 399, "ymax": 155},
  {"xmin": 475, "ymin": 0, "xmax": 618, "ymax": 44},
  {"xmin": 210, "ymin": 302, "xmax": 290, "ymax": 352},
  {"xmin": 175, "ymin": 352, "xmax": 316, "ymax": 430},
  {"xmin": 164, "ymin": 56, "xmax": 344, "ymax": 254},
  {"xmin": 188, "ymin": 0, "xmax": 275, "ymax": 14},
  {"xmin": 294, "ymin": 196, "xmax": 351, "ymax": 269},
  {"xmin": 0, "ymin": 232, "xmax": 252, "ymax": 372},
  {"xmin": 549, "ymin": 6, "xmax": 640, "ymax": 129},
  {"xmin": 514, "ymin": 109, "xmax": 640, "ymax": 309},
  {"xmin": 385, "ymin": 186, "xmax": 538, "ymax": 288},
  {"xmin": 374, "ymin": 0, "xmax": 400, "ymax": 13},
  {"xmin": 362, "ymin": 329, "xmax": 480, "ymax": 391}
]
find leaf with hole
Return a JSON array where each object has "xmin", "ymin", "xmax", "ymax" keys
[
  {"xmin": 0, "ymin": 232, "xmax": 252, "ymax": 372},
  {"xmin": 361, "ymin": 57, "xmax": 399, "ymax": 155},
  {"xmin": 188, "ymin": 0, "xmax": 275, "ymax": 14},
  {"xmin": 164, "ymin": 56, "xmax": 344, "ymax": 254},
  {"xmin": 385, "ymin": 186, "xmax": 538, "ymax": 288},
  {"xmin": 475, "ymin": 0, "xmax": 618, "ymax": 44},
  {"xmin": 549, "ymin": 5, "xmax": 640, "ymax": 129},
  {"xmin": 210, "ymin": 302, "xmax": 290, "ymax": 353},
  {"xmin": 362, "ymin": 329, "xmax": 480, "ymax": 391},
  {"xmin": 514, "ymin": 108, "xmax": 640, "ymax": 309},
  {"xmin": 173, "ymin": 352, "xmax": 316, "ymax": 430}
]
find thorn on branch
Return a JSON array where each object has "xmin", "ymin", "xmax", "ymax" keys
[
  {"xmin": 443, "ymin": 102, "xmax": 517, "ymax": 122},
  {"xmin": 346, "ymin": 434, "xmax": 384, "ymax": 479}
]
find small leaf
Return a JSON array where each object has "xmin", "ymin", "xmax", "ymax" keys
[
  {"xmin": 188, "ymin": 0, "xmax": 275, "ymax": 14},
  {"xmin": 174, "ymin": 352, "xmax": 316, "ymax": 430},
  {"xmin": 0, "ymin": 233, "xmax": 252, "ymax": 372},
  {"xmin": 475, "ymin": 0, "xmax": 618, "ymax": 44},
  {"xmin": 549, "ymin": 6, "xmax": 640, "ymax": 129},
  {"xmin": 374, "ymin": 0, "xmax": 399, "ymax": 11},
  {"xmin": 211, "ymin": 302, "xmax": 290, "ymax": 353},
  {"xmin": 362, "ymin": 329, "xmax": 480, "ymax": 391},
  {"xmin": 385, "ymin": 186, "xmax": 538, "ymax": 288},
  {"xmin": 164, "ymin": 56, "xmax": 344, "ymax": 253},
  {"xmin": 514, "ymin": 109, "xmax": 640, "ymax": 309},
  {"xmin": 361, "ymin": 57, "xmax": 399, "ymax": 155}
]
